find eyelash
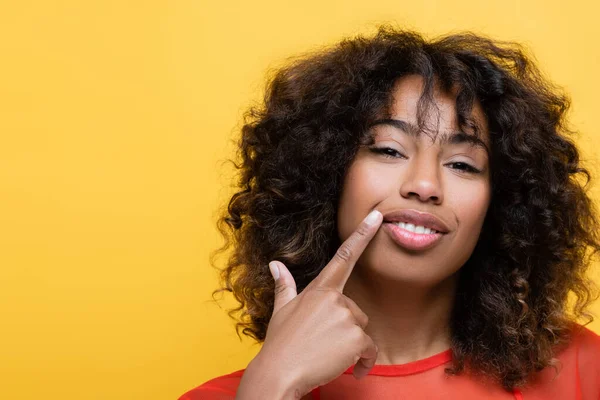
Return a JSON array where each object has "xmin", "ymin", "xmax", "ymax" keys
[{"xmin": 369, "ymin": 146, "xmax": 482, "ymax": 174}]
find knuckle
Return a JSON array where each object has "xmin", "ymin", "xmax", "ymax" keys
[
  {"xmin": 339, "ymin": 307, "xmax": 354, "ymax": 322},
  {"xmin": 350, "ymin": 325, "xmax": 366, "ymax": 342},
  {"xmin": 335, "ymin": 244, "xmax": 353, "ymax": 262},
  {"xmin": 274, "ymin": 283, "xmax": 289, "ymax": 297},
  {"xmin": 328, "ymin": 290, "xmax": 343, "ymax": 303},
  {"xmin": 361, "ymin": 313, "xmax": 370, "ymax": 326},
  {"xmin": 313, "ymin": 287, "xmax": 340, "ymax": 303},
  {"xmin": 363, "ymin": 335, "xmax": 375, "ymax": 350},
  {"xmin": 355, "ymin": 223, "xmax": 370, "ymax": 238},
  {"xmin": 345, "ymin": 296, "xmax": 357, "ymax": 307}
]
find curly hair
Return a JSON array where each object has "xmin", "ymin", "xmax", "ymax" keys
[{"xmin": 211, "ymin": 25, "xmax": 600, "ymax": 390}]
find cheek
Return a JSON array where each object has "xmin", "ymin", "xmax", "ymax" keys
[
  {"xmin": 448, "ymin": 179, "xmax": 491, "ymax": 237},
  {"xmin": 337, "ymin": 161, "xmax": 392, "ymax": 240},
  {"xmin": 434, "ymin": 180, "xmax": 491, "ymax": 275}
]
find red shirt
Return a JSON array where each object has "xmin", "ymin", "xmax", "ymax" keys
[{"xmin": 179, "ymin": 325, "xmax": 600, "ymax": 399}]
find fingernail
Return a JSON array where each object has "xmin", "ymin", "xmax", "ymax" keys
[
  {"xmin": 364, "ymin": 210, "xmax": 381, "ymax": 226},
  {"xmin": 268, "ymin": 261, "xmax": 280, "ymax": 281}
]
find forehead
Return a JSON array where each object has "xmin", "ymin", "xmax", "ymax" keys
[{"xmin": 385, "ymin": 75, "xmax": 490, "ymax": 146}]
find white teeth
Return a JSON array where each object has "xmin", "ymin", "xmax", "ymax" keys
[{"xmin": 394, "ymin": 222, "xmax": 437, "ymax": 234}]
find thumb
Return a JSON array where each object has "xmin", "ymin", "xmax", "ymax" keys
[{"xmin": 269, "ymin": 261, "xmax": 297, "ymax": 315}]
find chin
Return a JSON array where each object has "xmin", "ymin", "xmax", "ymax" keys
[{"xmin": 358, "ymin": 243, "xmax": 462, "ymax": 289}]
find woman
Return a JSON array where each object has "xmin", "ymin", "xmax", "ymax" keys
[{"xmin": 180, "ymin": 26, "xmax": 600, "ymax": 399}]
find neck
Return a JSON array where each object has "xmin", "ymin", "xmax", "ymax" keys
[{"xmin": 344, "ymin": 268, "xmax": 457, "ymax": 365}]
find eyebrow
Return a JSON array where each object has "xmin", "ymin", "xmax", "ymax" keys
[{"xmin": 368, "ymin": 118, "xmax": 490, "ymax": 155}]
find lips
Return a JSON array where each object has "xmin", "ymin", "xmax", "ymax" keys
[
  {"xmin": 382, "ymin": 209, "xmax": 450, "ymax": 234},
  {"xmin": 382, "ymin": 223, "xmax": 444, "ymax": 251}
]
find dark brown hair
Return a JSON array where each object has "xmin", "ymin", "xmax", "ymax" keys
[{"xmin": 211, "ymin": 25, "xmax": 600, "ymax": 389}]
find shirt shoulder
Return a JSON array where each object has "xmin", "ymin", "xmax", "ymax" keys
[
  {"xmin": 570, "ymin": 324, "xmax": 600, "ymax": 398},
  {"xmin": 178, "ymin": 370, "xmax": 245, "ymax": 400},
  {"xmin": 572, "ymin": 323, "xmax": 600, "ymax": 355},
  {"xmin": 522, "ymin": 324, "xmax": 600, "ymax": 399},
  {"xmin": 562, "ymin": 323, "xmax": 600, "ymax": 376}
]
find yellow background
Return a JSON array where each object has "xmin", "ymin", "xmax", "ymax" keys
[{"xmin": 2, "ymin": 1, "xmax": 600, "ymax": 399}]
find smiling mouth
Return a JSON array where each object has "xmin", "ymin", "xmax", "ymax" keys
[
  {"xmin": 382, "ymin": 222, "xmax": 445, "ymax": 251},
  {"xmin": 382, "ymin": 209, "xmax": 450, "ymax": 234},
  {"xmin": 389, "ymin": 221, "xmax": 441, "ymax": 235}
]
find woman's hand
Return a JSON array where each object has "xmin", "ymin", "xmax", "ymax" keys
[{"xmin": 236, "ymin": 210, "xmax": 383, "ymax": 399}]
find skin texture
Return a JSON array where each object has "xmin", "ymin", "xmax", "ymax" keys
[{"xmin": 339, "ymin": 75, "xmax": 492, "ymax": 364}]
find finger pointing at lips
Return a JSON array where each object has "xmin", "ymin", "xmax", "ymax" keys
[
  {"xmin": 310, "ymin": 209, "xmax": 383, "ymax": 292},
  {"xmin": 239, "ymin": 210, "xmax": 384, "ymax": 398}
]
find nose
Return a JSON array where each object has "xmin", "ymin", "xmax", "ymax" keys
[{"xmin": 399, "ymin": 154, "xmax": 443, "ymax": 204}]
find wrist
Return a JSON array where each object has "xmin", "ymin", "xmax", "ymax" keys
[{"xmin": 236, "ymin": 351, "xmax": 304, "ymax": 400}]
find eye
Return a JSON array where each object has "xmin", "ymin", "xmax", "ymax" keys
[
  {"xmin": 369, "ymin": 146, "xmax": 406, "ymax": 159},
  {"xmin": 446, "ymin": 161, "xmax": 481, "ymax": 174}
]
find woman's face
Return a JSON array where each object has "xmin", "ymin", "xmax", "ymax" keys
[{"xmin": 337, "ymin": 75, "xmax": 491, "ymax": 287}]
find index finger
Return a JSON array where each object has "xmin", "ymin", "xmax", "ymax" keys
[{"xmin": 313, "ymin": 210, "xmax": 383, "ymax": 291}]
